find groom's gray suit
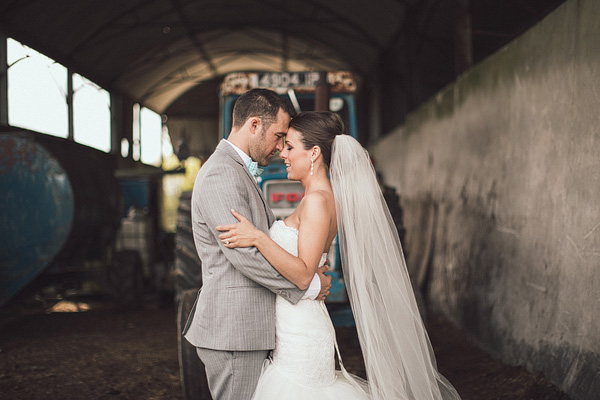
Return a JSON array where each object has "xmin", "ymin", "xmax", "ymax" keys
[{"xmin": 184, "ymin": 140, "xmax": 306, "ymax": 399}]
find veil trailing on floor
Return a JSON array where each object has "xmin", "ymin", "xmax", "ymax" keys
[{"xmin": 330, "ymin": 135, "xmax": 461, "ymax": 400}]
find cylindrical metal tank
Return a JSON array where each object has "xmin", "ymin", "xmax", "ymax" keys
[{"xmin": 0, "ymin": 131, "xmax": 122, "ymax": 306}]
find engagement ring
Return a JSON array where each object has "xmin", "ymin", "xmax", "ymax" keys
[{"xmin": 224, "ymin": 240, "xmax": 230, "ymax": 245}]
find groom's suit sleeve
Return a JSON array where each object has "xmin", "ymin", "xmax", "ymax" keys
[{"xmin": 198, "ymin": 162, "xmax": 306, "ymax": 304}]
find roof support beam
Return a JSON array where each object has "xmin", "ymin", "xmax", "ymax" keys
[
  {"xmin": 454, "ymin": 0, "xmax": 473, "ymax": 75},
  {"xmin": 67, "ymin": 69, "xmax": 74, "ymax": 141},
  {"xmin": 169, "ymin": 0, "xmax": 218, "ymax": 77},
  {"xmin": 0, "ymin": 34, "xmax": 8, "ymax": 125}
]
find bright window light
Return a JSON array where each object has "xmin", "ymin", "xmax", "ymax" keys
[
  {"xmin": 140, "ymin": 107, "xmax": 163, "ymax": 166},
  {"xmin": 162, "ymin": 125, "xmax": 174, "ymax": 159},
  {"xmin": 7, "ymin": 38, "xmax": 68, "ymax": 137},
  {"xmin": 132, "ymin": 103, "xmax": 141, "ymax": 161},
  {"xmin": 73, "ymin": 74, "xmax": 111, "ymax": 152}
]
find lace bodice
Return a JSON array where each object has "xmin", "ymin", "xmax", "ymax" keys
[{"xmin": 268, "ymin": 220, "xmax": 335, "ymax": 387}]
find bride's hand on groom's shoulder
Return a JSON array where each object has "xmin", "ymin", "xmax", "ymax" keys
[{"xmin": 216, "ymin": 209, "xmax": 260, "ymax": 248}]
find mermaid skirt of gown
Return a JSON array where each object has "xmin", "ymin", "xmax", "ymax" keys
[
  {"xmin": 252, "ymin": 296, "xmax": 370, "ymax": 400},
  {"xmin": 252, "ymin": 220, "xmax": 369, "ymax": 399}
]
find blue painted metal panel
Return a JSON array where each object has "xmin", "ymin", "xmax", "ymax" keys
[
  {"xmin": 0, "ymin": 135, "xmax": 74, "ymax": 306},
  {"xmin": 120, "ymin": 179, "xmax": 151, "ymax": 213},
  {"xmin": 327, "ymin": 304, "xmax": 356, "ymax": 327}
]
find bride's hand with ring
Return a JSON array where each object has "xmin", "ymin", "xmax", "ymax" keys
[{"xmin": 216, "ymin": 209, "xmax": 263, "ymax": 248}]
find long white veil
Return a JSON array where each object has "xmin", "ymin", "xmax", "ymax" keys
[{"xmin": 330, "ymin": 135, "xmax": 461, "ymax": 400}]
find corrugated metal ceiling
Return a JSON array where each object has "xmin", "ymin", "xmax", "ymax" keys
[{"xmin": 0, "ymin": 0, "xmax": 564, "ymax": 116}]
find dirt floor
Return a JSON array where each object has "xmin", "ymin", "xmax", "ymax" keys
[{"xmin": 0, "ymin": 295, "xmax": 572, "ymax": 400}]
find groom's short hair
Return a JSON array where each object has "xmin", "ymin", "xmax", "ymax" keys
[{"xmin": 232, "ymin": 88, "xmax": 294, "ymax": 131}]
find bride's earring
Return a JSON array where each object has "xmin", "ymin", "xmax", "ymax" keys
[{"xmin": 310, "ymin": 159, "xmax": 314, "ymax": 176}]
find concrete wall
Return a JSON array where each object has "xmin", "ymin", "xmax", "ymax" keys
[{"xmin": 371, "ymin": 1, "xmax": 599, "ymax": 399}]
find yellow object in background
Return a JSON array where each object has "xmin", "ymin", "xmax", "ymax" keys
[{"xmin": 160, "ymin": 156, "xmax": 202, "ymax": 233}]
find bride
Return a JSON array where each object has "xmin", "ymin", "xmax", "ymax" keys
[{"xmin": 216, "ymin": 111, "xmax": 461, "ymax": 400}]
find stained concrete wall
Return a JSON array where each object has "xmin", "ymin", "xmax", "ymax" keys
[{"xmin": 371, "ymin": 1, "xmax": 599, "ymax": 399}]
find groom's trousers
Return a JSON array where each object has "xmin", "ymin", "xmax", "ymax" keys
[{"xmin": 197, "ymin": 347, "xmax": 268, "ymax": 400}]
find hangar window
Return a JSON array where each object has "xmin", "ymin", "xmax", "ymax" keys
[
  {"xmin": 7, "ymin": 38, "xmax": 68, "ymax": 137},
  {"xmin": 73, "ymin": 73, "xmax": 111, "ymax": 152},
  {"xmin": 132, "ymin": 104, "xmax": 163, "ymax": 166},
  {"xmin": 141, "ymin": 107, "xmax": 163, "ymax": 166},
  {"xmin": 6, "ymin": 38, "xmax": 111, "ymax": 153}
]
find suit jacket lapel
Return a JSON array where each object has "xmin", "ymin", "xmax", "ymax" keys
[{"xmin": 217, "ymin": 140, "xmax": 274, "ymax": 226}]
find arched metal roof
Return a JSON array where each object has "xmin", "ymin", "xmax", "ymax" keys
[{"xmin": 0, "ymin": 0, "xmax": 564, "ymax": 116}]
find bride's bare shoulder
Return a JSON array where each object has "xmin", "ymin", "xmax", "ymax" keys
[
  {"xmin": 298, "ymin": 190, "xmax": 337, "ymax": 244},
  {"xmin": 302, "ymin": 189, "xmax": 334, "ymax": 208},
  {"xmin": 299, "ymin": 190, "xmax": 336, "ymax": 222}
]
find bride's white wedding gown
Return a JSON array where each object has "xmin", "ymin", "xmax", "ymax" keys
[{"xmin": 252, "ymin": 220, "xmax": 370, "ymax": 400}]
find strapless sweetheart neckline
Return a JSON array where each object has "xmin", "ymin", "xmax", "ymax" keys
[{"xmin": 274, "ymin": 219, "xmax": 299, "ymax": 233}]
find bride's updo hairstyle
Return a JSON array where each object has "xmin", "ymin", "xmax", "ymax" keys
[{"xmin": 289, "ymin": 111, "xmax": 345, "ymax": 169}]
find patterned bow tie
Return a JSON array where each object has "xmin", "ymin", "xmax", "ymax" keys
[{"xmin": 247, "ymin": 160, "xmax": 264, "ymax": 177}]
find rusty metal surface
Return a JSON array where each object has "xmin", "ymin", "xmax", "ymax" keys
[{"xmin": 0, "ymin": 134, "xmax": 74, "ymax": 305}]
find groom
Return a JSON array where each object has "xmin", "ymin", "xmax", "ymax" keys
[{"xmin": 183, "ymin": 88, "xmax": 332, "ymax": 400}]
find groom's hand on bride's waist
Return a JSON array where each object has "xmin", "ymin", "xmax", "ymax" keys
[{"xmin": 316, "ymin": 262, "xmax": 332, "ymax": 301}]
